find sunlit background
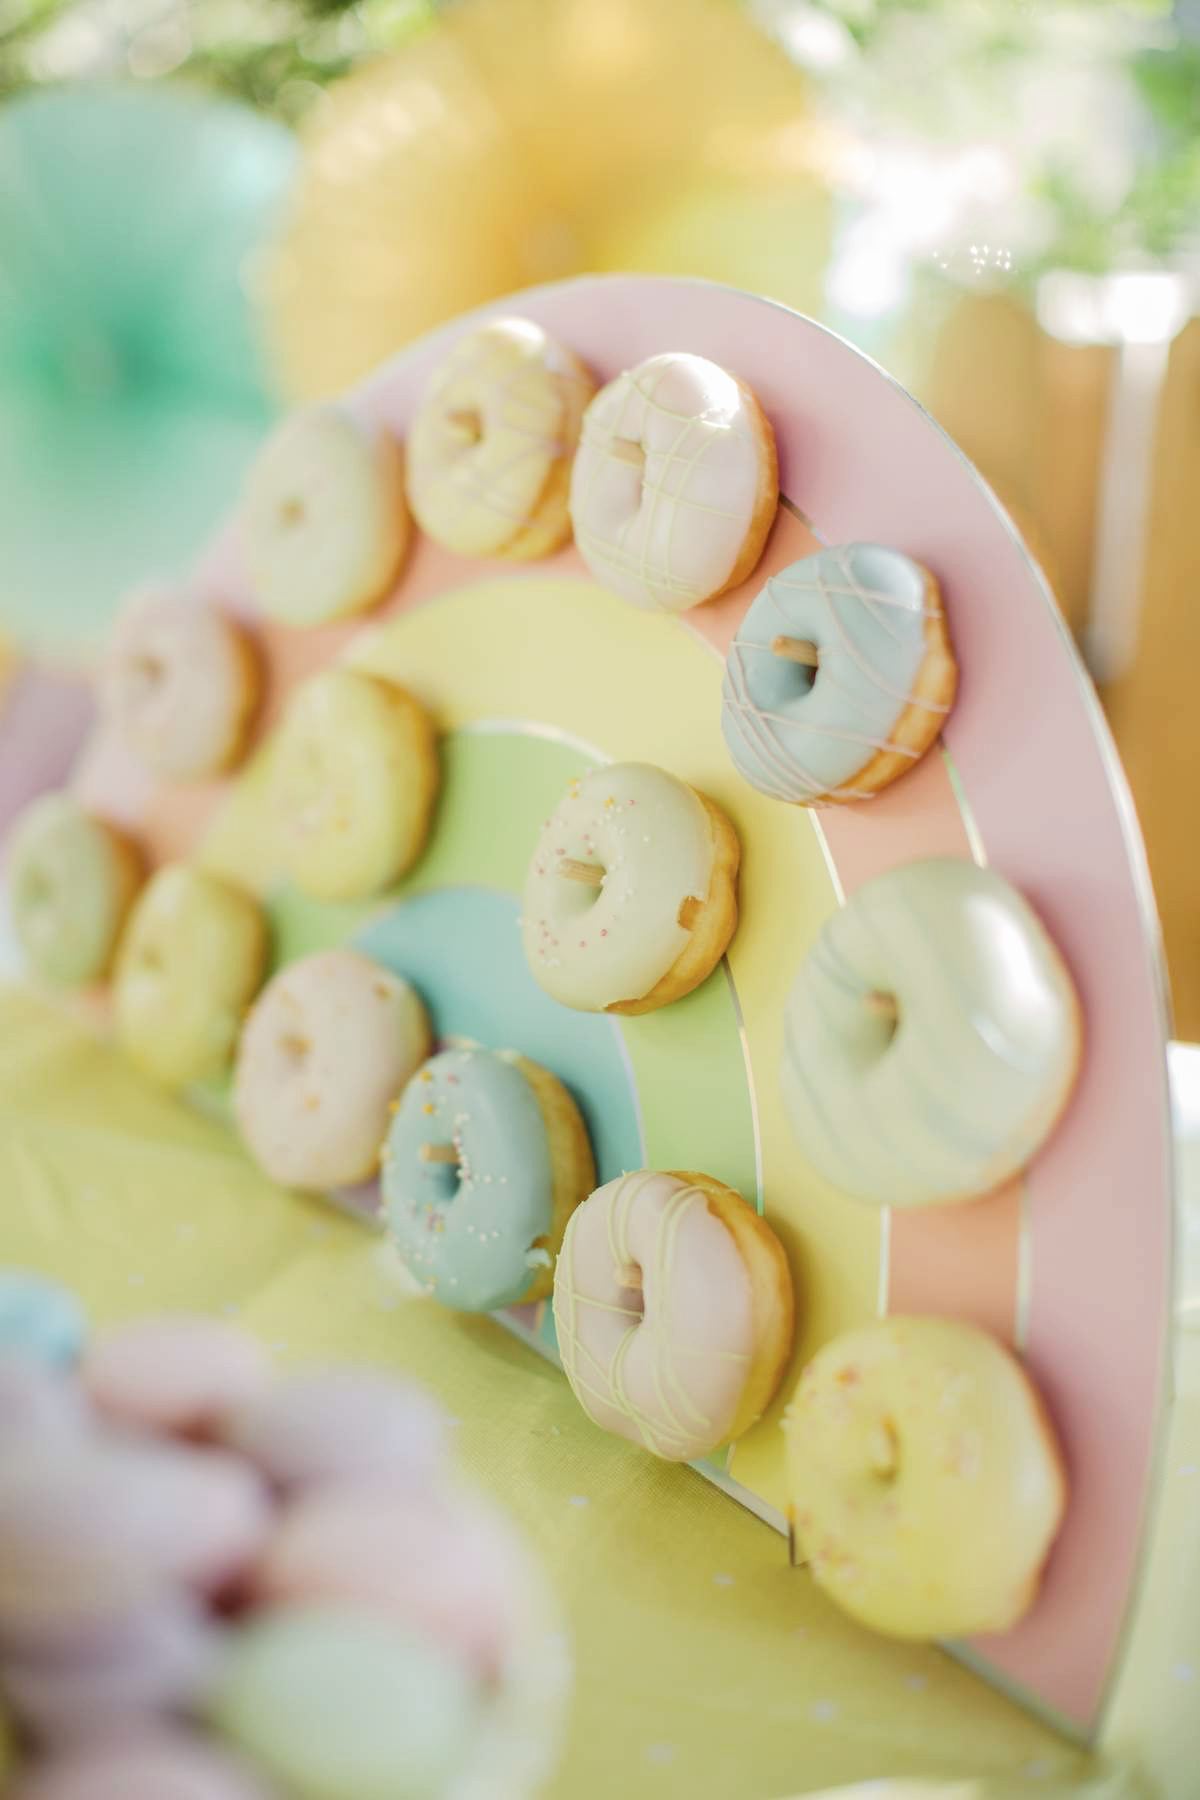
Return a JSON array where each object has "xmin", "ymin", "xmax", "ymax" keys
[{"xmin": 1, "ymin": 0, "xmax": 1198, "ymax": 1024}]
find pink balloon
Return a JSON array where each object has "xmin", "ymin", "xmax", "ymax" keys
[
  {"xmin": 84, "ymin": 1319, "xmax": 270, "ymax": 1437},
  {"xmin": 223, "ymin": 1368, "xmax": 446, "ymax": 1492}
]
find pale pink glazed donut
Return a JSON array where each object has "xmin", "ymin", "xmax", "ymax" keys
[
  {"xmin": 9, "ymin": 1727, "xmax": 273, "ymax": 1800},
  {"xmin": 0, "ymin": 1595, "xmax": 223, "ymax": 1744},
  {"xmin": 222, "ymin": 1370, "xmax": 446, "ymax": 1492},
  {"xmin": 0, "ymin": 1362, "xmax": 85, "ymax": 1448},
  {"xmin": 0, "ymin": 1441, "xmax": 270, "ymax": 1642},
  {"xmin": 250, "ymin": 1482, "xmax": 523, "ymax": 1679},
  {"xmin": 84, "ymin": 1318, "xmax": 271, "ymax": 1437}
]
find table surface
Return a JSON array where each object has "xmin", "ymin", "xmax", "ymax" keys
[{"xmin": 0, "ymin": 984, "xmax": 1116, "ymax": 1800}]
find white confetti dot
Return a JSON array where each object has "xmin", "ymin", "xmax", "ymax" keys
[
  {"xmin": 1173, "ymin": 1662, "xmax": 1196, "ymax": 1683},
  {"xmin": 810, "ymin": 1699, "xmax": 838, "ymax": 1723},
  {"xmin": 645, "ymin": 1744, "xmax": 676, "ymax": 1766},
  {"xmin": 127, "ymin": 1273, "xmax": 145, "ymax": 1286},
  {"xmin": 569, "ymin": 1495, "xmax": 589, "ymax": 1508},
  {"xmin": 905, "ymin": 1672, "xmax": 927, "ymax": 1692},
  {"xmin": 712, "ymin": 1572, "xmax": 734, "ymax": 1587},
  {"xmin": 1180, "ymin": 1462, "xmax": 1198, "ymax": 1478},
  {"xmin": 1022, "ymin": 1760, "xmax": 1051, "ymax": 1780}
]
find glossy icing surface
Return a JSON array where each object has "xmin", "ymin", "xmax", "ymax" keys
[
  {"xmin": 522, "ymin": 762, "xmax": 715, "ymax": 1011},
  {"xmin": 382, "ymin": 1048, "xmax": 554, "ymax": 1312},
  {"xmin": 242, "ymin": 406, "xmax": 408, "ymax": 627},
  {"xmin": 569, "ymin": 351, "xmax": 769, "ymax": 613},
  {"xmin": 782, "ymin": 1316, "xmax": 1066, "ymax": 1640},
  {"xmin": 553, "ymin": 1171, "xmax": 754, "ymax": 1461},
  {"xmin": 721, "ymin": 544, "xmax": 949, "ymax": 803},
  {"xmin": 270, "ymin": 669, "xmax": 436, "ymax": 903},
  {"xmin": 780, "ymin": 858, "xmax": 1081, "ymax": 1208},
  {"xmin": 234, "ymin": 948, "xmax": 429, "ymax": 1191},
  {"xmin": 101, "ymin": 587, "xmax": 255, "ymax": 781},
  {"xmin": 112, "ymin": 865, "xmax": 267, "ymax": 1089},
  {"xmin": 7, "ymin": 795, "xmax": 132, "ymax": 986},
  {"xmin": 406, "ymin": 317, "xmax": 593, "ymax": 557}
]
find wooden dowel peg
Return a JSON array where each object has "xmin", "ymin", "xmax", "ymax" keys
[
  {"xmin": 771, "ymin": 635, "xmax": 820, "ymax": 668},
  {"xmin": 865, "ymin": 990, "xmax": 898, "ymax": 1024},
  {"xmin": 420, "ymin": 1142, "xmax": 458, "ymax": 1165},
  {"xmin": 558, "ymin": 858, "xmax": 605, "ymax": 886},
  {"xmin": 788, "ymin": 1521, "xmax": 799, "ymax": 1568}
]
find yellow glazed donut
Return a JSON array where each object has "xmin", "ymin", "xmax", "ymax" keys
[
  {"xmin": 242, "ymin": 406, "xmax": 409, "ymax": 627},
  {"xmin": 521, "ymin": 762, "xmax": 740, "ymax": 1015},
  {"xmin": 569, "ymin": 351, "xmax": 778, "ymax": 613},
  {"xmin": 234, "ymin": 948, "xmax": 431, "ymax": 1191},
  {"xmin": 101, "ymin": 585, "xmax": 261, "ymax": 780},
  {"xmin": 6, "ymin": 793, "xmax": 142, "ymax": 986},
  {"xmin": 270, "ymin": 668, "xmax": 439, "ymax": 903},
  {"xmin": 782, "ymin": 1316, "xmax": 1067, "ymax": 1641},
  {"xmin": 113, "ymin": 864, "xmax": 269, "ymax": 1089},
  {"xmin": 406, "ymin": 317, "xmax": 595, "ymax": 559},
  {"xmin": 553, "ymin": 1169, "xmax": 794, "ymax": 1461}
]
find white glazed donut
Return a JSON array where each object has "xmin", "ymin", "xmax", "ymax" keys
[
  {"xmin": 406, "ymin": 318, "xmax": 595, "ymax": 559},
  {"xmin": 552, "ymin": 1169, "xmax": 794, "ymax": 1462},
  {"xmin": 568, "ymin": 351, "xmax": 778, "ymax": 613},
  {"xmin": 521, "ymin": 762, "xmax": 740, "ymax": 1015},
  {"xmin": 781, "ymin": 859, "xmax": 1082, "ymax": 1209},
  {"xmin": 242, "ymin": 406, "xmax": 409, "ymax": 627},
  {"xmin": 721, "ymin": 544, "xmax": 957, "ymax": 805},
  {"xmin": 233, "ymin": 948, "xmax": 431, "ymax": 1191},
  {"xmin": 101, "ymin": 586, "xmax": 261, "ymax": 780}
]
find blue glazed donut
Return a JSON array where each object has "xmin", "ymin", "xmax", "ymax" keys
[
  {"xmin": 382, "ymin": 1048, "xmax": 594, "ymax": 1313},
  {"xmin": 720, "ymin": 543, "xmax": 957, "ymax": 806},
  {"xmin": 0, "ymin": 1271, "xmax": 85, "ymax": 1367}
]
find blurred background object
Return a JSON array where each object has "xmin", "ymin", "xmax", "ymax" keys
[{"xmin": 1, "ymin": 0, "xmax": 1198, "ymax": 1029}]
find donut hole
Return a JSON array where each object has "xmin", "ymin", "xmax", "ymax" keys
[
  {"xmin": 128, "ymin": 652, "xmax": 165, "ymax": 694},
  {"xmin": 864, "ymin": 989, "xmax": 899, "ymax": 1048},
  {"xmin": 610, "ymin": 436, "xmax": 646, "ymax": 476},
  {"xmin": 446, "ymin": 408, "xmax": 484, "ymax": 447},
  {"xmin": 614, "ymin": 1261, "xmax": 645, "ymax": 1316},
  {"xmin": 137, "ymin": 944, "xmax": 163, "ymax": 974},
  {"xmin": 280, "ymin": 1031, "xmax": 311, "ymax": 1067},
  {"xmin": 278, "ymin": 496, "xmax": 307, "ymax": 529},
  {"xmin": 868, "ymin": 1417, "xmax": 900, "ymax": 1482}
]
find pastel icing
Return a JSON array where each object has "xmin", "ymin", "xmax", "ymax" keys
[
  {"xmin": 721, "ymin": 543, "xmax": 951, "ymax": 804},
  {"xmin": 780, "ymin": 858, "xmax": 1082, "ymax": 1209},
  {"xmin": 83, "ymin": 1316, "xmax": 270, "ymax": 1435},
  {"xmin": 569, "ymin": 351, "xmax": 776, "ymax": 613},
  {"xmin": 270, "ymin": 669, "xmax": 438, "ymax": 903},
  {"xmin": 552, "ymin": 1171, "xmax": 755, "ymax": 1462},
  {"xmin": 522, "ymin": 762, "xmax": 716, "ymax": 1012},
  {"xmin": 209, "ymin": 1605, "xmax": 480, "ymax": 1800},
  {"xmin": 382, "ymin": 1048, "xmax": 554, "ymax": 1312},
  {"xmin": 242, "ymin": 405, "xmax": 409, "ymax": 627},
  {"xmin": 6, "ymin": 794, "xmax": 138, "ymax": 986},
  {"xmin": 233, "ymin": 948, "xmax": 430, "ymax": 1191},
  {"xmin": 0, "ymin": 1273, "xmax": 85, "ymax": 1369},
  {"xmin": 11, "ymin": 1728, "xmax": 274, "ymax": 1800},
  {"xmin": 101, "ymin": 586, "xmax": 259, "ymax": 781},
  {"xmin": 224, "ymin": 1369, "xmax": 447, "ymax": 1492},
  {"xmin": 781, "ymin": 1316, "xmax": 1066, "ymax": 1640},
  {"xmin": 112, "ymin": 865, "xmax": 267, "ymax": 1089},
  {"xmin": 406, "ymin": 317, "xmax": 594, "ymax": 558}
]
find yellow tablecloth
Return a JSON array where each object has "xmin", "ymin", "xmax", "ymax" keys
[{"xmin": 0, "ymin": 988, "xmax": 1098, "ymax": 1798}]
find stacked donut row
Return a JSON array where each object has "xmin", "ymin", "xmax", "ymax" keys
[{"xmin": 0, "ymin": 1284, "xmax": 564, "ymax": 1800}]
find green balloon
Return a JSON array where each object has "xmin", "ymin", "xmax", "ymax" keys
[{"xmin": 0, "ymin": 83, "xmax": 296, "ymax": 655}]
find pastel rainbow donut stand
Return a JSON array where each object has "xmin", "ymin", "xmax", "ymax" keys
[{"xmin": 0, "ymin": 273, "xmax": 1191, "ymax": 1799}]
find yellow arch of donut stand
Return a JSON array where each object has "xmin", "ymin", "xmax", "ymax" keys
[{"xmin": 194, "ymin": 568, "xmax": 869, "ymax": 1512}]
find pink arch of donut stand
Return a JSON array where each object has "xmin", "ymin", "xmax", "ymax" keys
[{"xmin": 73, "ymin": 276, "xmax": 1173, "ymax": 1739}]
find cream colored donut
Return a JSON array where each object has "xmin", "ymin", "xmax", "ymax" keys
[
  {"xmin": 5, "ymin": 794, "xmax": 142, "ymax": 987},
  {"xmin": 568, "ymin": 351, "xmax": 778, "ymax": 613},
  {"xmin": 553, "ymin": 1170, "xmax": 794, "ymax": 1462},
  {"xmin": 101, "ymin": 586, "xmax": 261, "ymax": 780},
  {"xmin": 406, "ymin": 318, "xmax": 595, "ymax": 559},
  {"xmin": 234, "ymin": 948, "xmax": 431, "ymax": 1191},
  {"xmin": 521, "ymin": 762, "xmax": 740, "ymax": 1015},
  {"xmin": 242, "ymin": 406, "xmax": 409, "ymax": 627},
  {"xmin": 113, "ymin": 864, "xmax": 268, "ymax": 1089},
  {"xmin": 270, "ymin": 668, "xmax": 439, "ymax": 903},
  {"xmin": 781, "ymin": 1315, "xmax": 1067, "ymax": 1641},
  {"xmin": 781, "ymin": 858, "xmax": 1082, "ymax": 1208}
]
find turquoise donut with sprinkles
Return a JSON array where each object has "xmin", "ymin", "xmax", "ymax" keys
[{"xmin": 381, "ymin": 1047, "xmax": 595, "ymax": 1313}]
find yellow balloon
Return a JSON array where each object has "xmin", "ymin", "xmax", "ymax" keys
[{"xmin": 262, "ymin": 0, "xmax": 832, "ymax": 400}]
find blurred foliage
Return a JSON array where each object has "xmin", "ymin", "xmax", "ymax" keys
[{"xmin": 0, "ymin": 0, "xmax": 1197, "ymax": 278}]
